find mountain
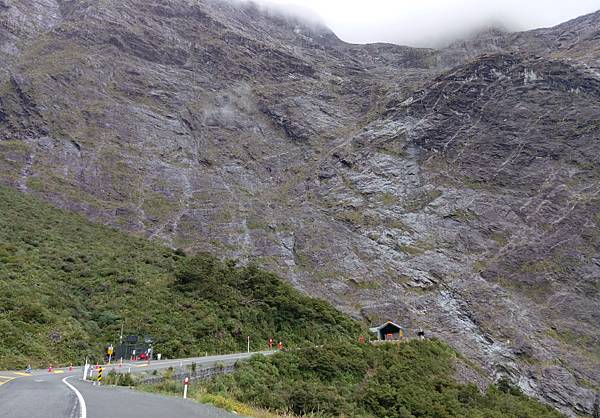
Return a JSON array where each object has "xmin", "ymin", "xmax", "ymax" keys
[{"xmin": 0, "ymin": 1, "xmax": 598, "ymax": 415}]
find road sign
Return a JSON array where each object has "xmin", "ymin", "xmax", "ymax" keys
[{"xmin": 107, "ymin": 344, "xmax": 114, "ymax": 365}]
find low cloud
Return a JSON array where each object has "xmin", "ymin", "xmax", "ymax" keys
[{"xmin": 245, "ymin": 0, "xmax": 600, "ymax": 47}]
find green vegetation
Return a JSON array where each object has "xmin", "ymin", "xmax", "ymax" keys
[
  {"xmin": 140, "ymin": 380, "xmax": 285, "ymax": 418},
  {"xmin": 447, "ymin": 208, "xmax": 479, "ymax": 222},
  {"xmin": 403, "ymin": 190, "xmax": 443, "ymax": 212},
  {"xmin": 199, "ymin": 341, "xmax": 563, "ymax": 418},
  {"xmin": 379, "ymin": 192, "xmax": 399, "ymax": 206},
  {"xmin": 140, "ymin": 341, "xmax": 562, "ymax": 417},
  {"xmin": 335, "ymin": 209, "xmax": 373, "ymax": 227},
  {"xmin": 0, "ymin": 186, "xmax": 363, "ymax": 369},
  {"xmin": 104, "ymin": 370, "xmax": 136, "ymax": 386}
]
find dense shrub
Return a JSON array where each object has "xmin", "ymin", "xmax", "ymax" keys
[
  {"xmin": 204, "ymin": 341, "xmax": 564, "ymax": 418},
  {"xmin": 105, "ymin": 370, "xmax": 135, "ymax": 386},
  {"xmin": 0, "ymin": 186, "xmax": 363, "ymax": 368}
]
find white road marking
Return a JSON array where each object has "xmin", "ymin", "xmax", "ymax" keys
[{"xmin": 63, "ymin": 376, "xmax": 87, "ymax": 418}]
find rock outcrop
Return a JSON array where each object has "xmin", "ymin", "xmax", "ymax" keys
[{"xmin": 0, "ymin": 1, "xmax": 598, "ymax": 414}]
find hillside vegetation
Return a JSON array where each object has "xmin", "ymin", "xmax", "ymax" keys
[
  {"xmin": 0, "ymin": 186, "xmax": 363, "ymax": 369},
  {"xmin": 147, "ymin": 341, "xmax": 563, "ymax": 418}
]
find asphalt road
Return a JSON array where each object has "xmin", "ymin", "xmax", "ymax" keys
[{"xmin": 0, "ymin": 351, "xmax": 271, "ymax": 418}]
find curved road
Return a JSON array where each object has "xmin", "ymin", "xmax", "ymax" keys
[{"xmin": 0, "ymin": 352, "xmax": 270, "ymax": 418}]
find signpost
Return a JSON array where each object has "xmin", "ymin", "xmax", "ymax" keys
[
  {"xmin": 107, "ymin": 344, "xmax": 114, "ymax": 365},
  {"xmin": 183, "ymin": 377, "xmax": 189, "ymax": 399}
]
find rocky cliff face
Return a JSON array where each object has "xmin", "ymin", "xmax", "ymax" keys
[{"xmin": 0, "ymin": 1, "xmax": 598, "ymax": 415}]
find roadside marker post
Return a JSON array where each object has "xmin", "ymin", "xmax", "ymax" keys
[
  {"xmin": 183, "ymin": 377, "xmax": 189, "ymax": 399},
  {"xmin": 97, "ymin": 366, "xmax": 103, "ymax": 386},
  {"xmin": 83, "ymin": 362, "xmax": 89, "ymax": 381},
  {"xmin": 247, "ymin": 336, "xmax": 250, "ymax": 353}
]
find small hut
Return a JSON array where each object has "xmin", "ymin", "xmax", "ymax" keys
[{"xmin": 370, "ymin": 320, "xmax": 404, "ymax": 341}]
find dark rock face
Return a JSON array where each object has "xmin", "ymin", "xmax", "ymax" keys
[{"xmin": 0, "ymin": 1, "xmax": 598, "ymax": 415}]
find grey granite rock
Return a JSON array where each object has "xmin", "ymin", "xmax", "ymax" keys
[{"xmin": 0, "ymin": 1, "xmax": 598, "ymax": 415}]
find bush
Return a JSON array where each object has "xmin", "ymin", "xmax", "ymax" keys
[
  {"xmin": 105, "ymin": 370, "xmax": 136, "ymax": 387},
  {"xmin": 203, "ymin": 341, "xmax": 564, "ymax": 418},
  {"xmin": 0, "ymin": 186, "xmax": 364, "ymax": 368}
]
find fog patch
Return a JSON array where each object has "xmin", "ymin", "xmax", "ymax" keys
[{"xmin": 238, "ymin": 0, "xmax": 600, "ymax": 47}]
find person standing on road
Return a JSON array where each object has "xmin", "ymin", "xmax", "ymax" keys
[{"xmin": 25, "ymin": 364, "xmax": 32, "ymax": 374}]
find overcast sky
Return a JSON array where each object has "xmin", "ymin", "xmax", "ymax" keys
[{"xmin": 256, "ymin": 0, "xmax": 600, "ymax": 47}]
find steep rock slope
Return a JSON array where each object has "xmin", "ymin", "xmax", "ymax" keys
[
  {"xmin": 0, "ymin": 1, "xmax": 598, "ymax": 414},
  {"xmin": 441, "ymin": 10, "xmax": 600, "ymax": 70},
  {"xmin": 340, "ymin": 52, "xmax": 600, "ymax": 415}
]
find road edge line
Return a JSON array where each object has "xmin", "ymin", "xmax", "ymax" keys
[{"xmin": 62, "ymin": 375, "xmax": 87, "ymax": 418}]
